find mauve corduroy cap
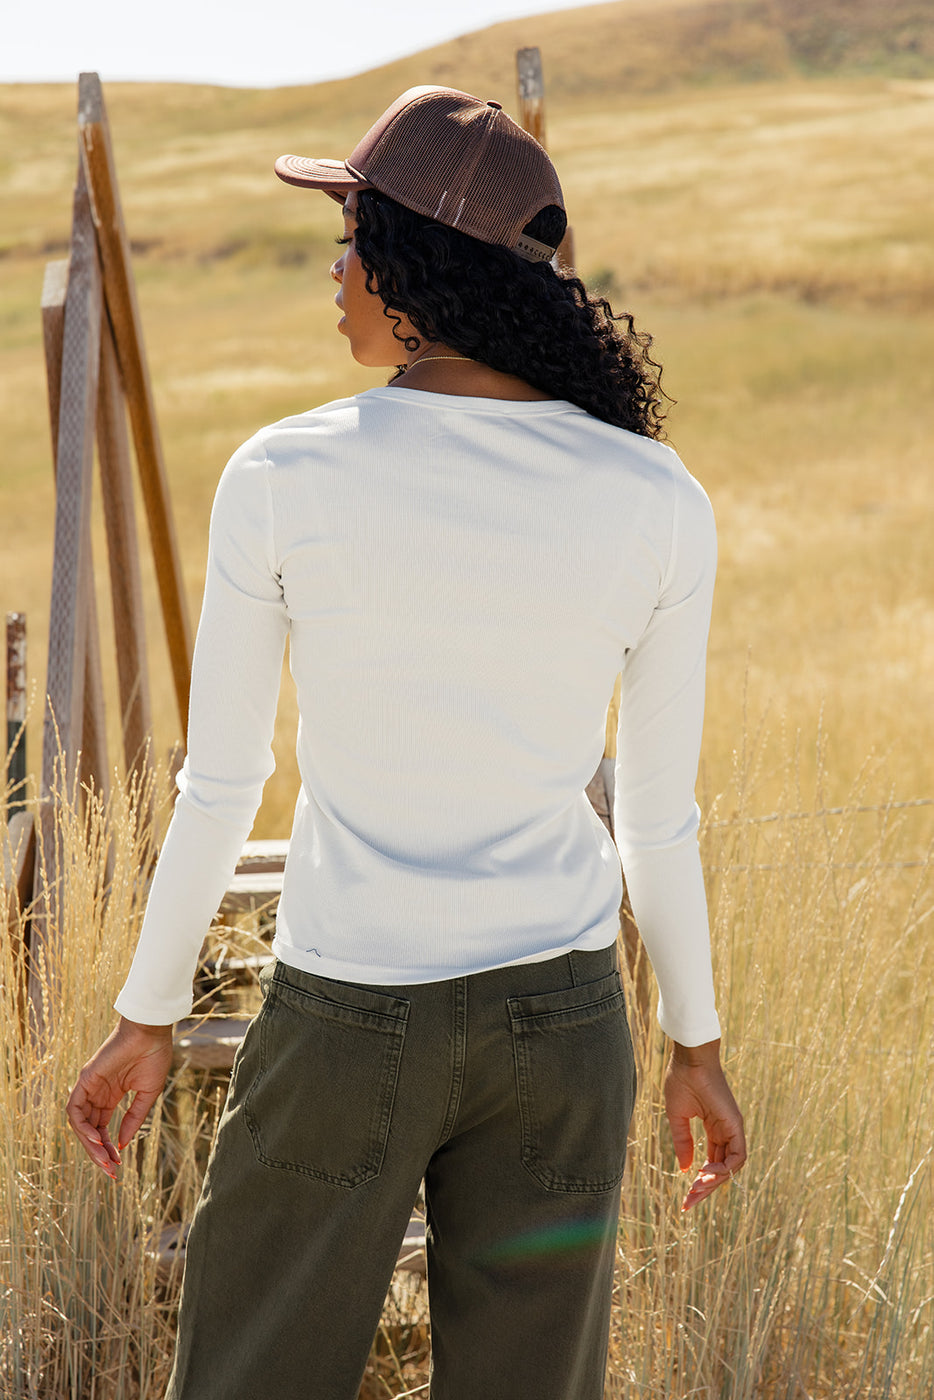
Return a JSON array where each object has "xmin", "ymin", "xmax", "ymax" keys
[{"xmin": 274, "ymin": 85, "xmax": 565, "ymax": 263}]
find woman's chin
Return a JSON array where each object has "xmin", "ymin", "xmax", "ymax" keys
[{"xmin": 349, "ymin": 345, "xmax": 398, "ymax": 370}]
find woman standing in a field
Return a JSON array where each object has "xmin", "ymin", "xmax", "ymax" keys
[{"xmin": 68, "ymin": 86, "xmax": 745, "ymax": 1400}]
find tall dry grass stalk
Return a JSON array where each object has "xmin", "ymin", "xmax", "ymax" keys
[
  {"xmin": 610, "ymin": 727, "xmax": 934, "ymax": 1399},
  {"xmin": 0, "ymin": 763, "xmax": 208, "ymax": 1400}
]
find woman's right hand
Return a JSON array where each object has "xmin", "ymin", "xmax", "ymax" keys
[{"xmin": 66, "ymin": 1017, "xmax": 175, "ymax": 1179}]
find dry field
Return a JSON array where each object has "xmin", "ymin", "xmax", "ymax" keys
[{"xmin": 2, "ymin": 0, "xmax": 934, "ymax": 1393}]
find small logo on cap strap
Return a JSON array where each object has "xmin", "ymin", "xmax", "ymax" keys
[{"xmin": 512, "ymin": 232, "xmax": 556, "ymax": 263}]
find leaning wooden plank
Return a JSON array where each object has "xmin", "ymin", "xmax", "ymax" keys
[
  {"xmin": 78, "ymin": 560, "xmax": 110, "ymax": 803},
  {"xmin": 148, "ymin": 1211, "xmax": 426, "ymax": 1283},
  {"xmin": 620, "ymin": 890, "xmax": 651, "ymax": 1042},
  {"xmin": 235, "ymin": 838, "xmax": 290, "ymax": 873},
  {"xmin": 172, "ymin": 1015, "xmax": 252, "ymax": 1070},
  {"xmin": 3, "ymin": 810, "xmax": 36, "ymax": 924},
  {"xmin": 42, "ymin": 255, "xmax": 108, "ymax": 802},
  {"xmin": 200, "ymin": 950, "xmax": 274, "ymax": 981},
  {"xmin": 40, "ymin": 260, "xmax": 69, "ymax": 463},
  {"xmin": 41, "ymin": 163, "xmax": 101, "ymax": 796},
  {"xmin": 27, "ymin": 798, "xmax": 61, "ymax": 1040},
  {"xmin": 147, "ymin": 1222, "xmax": 188, "ymax": 1283},
  {"xmin": 97, "ymin": 308, "xmax": 153, "ymax": 778},
  {"xmin": 2, "ymin": 811, "xmax": 35, "ymax": 1035},
  {"xmin": 396, "ymin": 1215, "xmax": 427, "ymax": 1277},
  {"xmin": 5, "ymin": 611, "xmax": 28, "ymax": 815},
  {"xmin": 589, "ymin": 698, "xmax": 652, "ymax": 1038},
  {"xmin": 217, "ymin": 840, "xmax": 289, "ymax": 914},
  {"xmin": 77, "ymin": 72, "xmax": 193, "ymax": 733},
  {"xmin": 220, "ymin": 869, "xmax": 284, "ymax": 913}
]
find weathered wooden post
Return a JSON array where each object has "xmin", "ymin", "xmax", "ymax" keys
[
  {"xmin": 5, "ymin": 613, "xmax": 27, "ymax": 816},
  {"xmin": 41, "ymin": 256, "xmax": 110, "ymax": 804},
  {"xmin": 4, "ymin": 613, "xmax": 34, "ymax": 1035},
  {"xmin": 41, "ymin": 164, "xmax": 102, "ymax": 797},
  {"xmin": 79, "ymin": 72, "xmax": 193, "ymax": 733},
  {"xmin": 516, "ymin": 46, "xmax": 547, "ymax": 147},
  {"xmin": 96, "ymin": 304, "xmax": 154, "ymax": 779},
  {"xmin": 516, "ymin": 47, "xmax": 575, "ymax": 272}
]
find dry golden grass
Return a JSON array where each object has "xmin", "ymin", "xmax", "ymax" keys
[
  {"xmin": 608, "ymin": 733, "xmax": 934, "ymax": 1399},
  {"xmin": 3, "ymin": 734, "xmax": 931, "ymax": 1398},
  {"xmin": 0, "ymin": 764, "xmax": 203, "ymax": 1399}
]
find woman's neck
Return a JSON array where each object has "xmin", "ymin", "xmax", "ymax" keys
[{"xmin": 392, "ymin": 347, "xmax": 554, "ymax": 401}]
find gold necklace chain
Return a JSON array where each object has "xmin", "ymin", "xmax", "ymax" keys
[{"xmin": 406, "ymin": 355, "xmax": 473, "ymax": 367}]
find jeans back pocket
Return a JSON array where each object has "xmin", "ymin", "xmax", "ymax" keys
[
  {"xmin": 508, "ymin": 970, "xmax": 636, "ymax": 1194},
  {"xmin": 244, "ymin": 965, "xmax": 409, "ymax": 1188}
]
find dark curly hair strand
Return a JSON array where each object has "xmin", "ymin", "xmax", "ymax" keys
[{"xmin": 352, "ymin": 189, "xmax": 670, "ymax": 439}]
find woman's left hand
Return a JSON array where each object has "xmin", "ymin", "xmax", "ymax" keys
[
  {"xmin": 66, "ymin": 1018, "xmax": 175, "ymax": 1179},
  {"xmin": 664, "ymin": 1038, "xmax": 746, "ymax": 1211}
]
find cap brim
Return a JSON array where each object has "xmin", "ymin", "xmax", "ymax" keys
[{"xmin": 274, "ymin": 155, "xmax": 372, "ymax": 202}]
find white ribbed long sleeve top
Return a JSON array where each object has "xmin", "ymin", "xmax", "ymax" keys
[{"xmin": 115, "ymin": 386, "xmax": 721, "ymax": 1046}]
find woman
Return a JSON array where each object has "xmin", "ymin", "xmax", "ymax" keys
[{"xmin": 68, "ymin": 86, "xmax": 745, "ymax": 1400}]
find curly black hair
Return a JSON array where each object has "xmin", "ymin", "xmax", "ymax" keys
[{"xmin": 351, "ymin": 189, "xmax": 670, "ymax": 439}]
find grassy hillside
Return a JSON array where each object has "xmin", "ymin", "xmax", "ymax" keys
[{"xmin": 381, "ymin": 0, "xmax": 934, "ymax": 98}]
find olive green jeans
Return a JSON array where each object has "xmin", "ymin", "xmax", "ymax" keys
[{"xmin": 166, "ymin": 944, "xmax": 636, "ymax": 1400}]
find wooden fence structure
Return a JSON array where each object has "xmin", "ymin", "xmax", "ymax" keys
[{"xmin": 3, "ymin": 73, "xmax": 195, "ymax": 1027}]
